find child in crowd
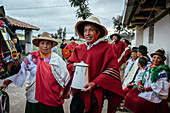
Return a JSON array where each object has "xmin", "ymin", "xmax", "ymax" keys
[
  {"xmin": 123, "ymin": 47, "xmax": 138, "ymax": 82},
  {"xmin": 124, "ymin": 57, "xmax": 148, "ymax": 96},
  {"xmin": 119, "ymin": 57, "xmax": 148, "ymax": 112}
]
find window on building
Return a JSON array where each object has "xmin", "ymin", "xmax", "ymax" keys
[{"xmin": 149, "ymin": 25, "xmax": 154, "ymax": 43}]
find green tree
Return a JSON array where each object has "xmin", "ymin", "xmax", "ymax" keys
[
  {"xmin": 112, "ymin": 15, "xmax": 134, "ymax": 39},
  {"xmin": 57, "ymin": 27, "xmax": 63, "ymax": 39},
  {"xmin": 69, "ymin": 0, "xmax": 92, "ymax": 19}
]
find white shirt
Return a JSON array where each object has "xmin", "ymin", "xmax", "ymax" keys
[
  {"xmin": 124, "ymin": 58, "xmax": 135, "ymax": 78},
  {"xmin": 85, "ymin": 40, "xmax": 100, "ymax": 50}
]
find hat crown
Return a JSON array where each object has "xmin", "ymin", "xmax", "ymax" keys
[
  {"xmin": 139, "ymin": 45, "xmax": 147, "ymax": 51},
  {"xmin": 86, "ymin": 16, "xmax": 101, "ymax": 24},
  {"xmin": 40, "ymin": 32, "xmax": 51, "ymax": 38},
  {"xmin": 32, "ymin": 32, "xmax": 58, "ymax": 47},
  {"xmin": 155, "ymin": 49, "xmax": 165, "ymax": 55},
  {"xmin": 75, "ymin": 16, "xmax": 108, "ymax": 39}
]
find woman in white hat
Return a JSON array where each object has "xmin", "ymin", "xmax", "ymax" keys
[
  {"xmin": 67, "ymin": 16, "xmax": 124, "ymax": 113},
  {"xmin": 0, "ymin": 32, "xmax": 70, "ymax": 113}
]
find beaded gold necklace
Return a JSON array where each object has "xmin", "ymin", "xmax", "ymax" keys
[{"xmin": 39, "ymin": 51, "xmax": 51, "ymax": 58}]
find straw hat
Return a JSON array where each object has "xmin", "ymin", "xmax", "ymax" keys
[
  {"xmin": 75, "ymin": 16, "xmax": 108, "ymax": 39},
  {"xmin": 32, "ymin": 32, "xmax": 58, "ymax": 47},
  {"xmin": 150, "ymin": 49, "xmax": 166, "ymax": 61}
]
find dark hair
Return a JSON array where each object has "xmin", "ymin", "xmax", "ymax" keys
[
  {"xmin": 138, "ymin": 57, "xmax": 148, "ymax": 67},
  {"xmin": 12, "ymin": 35, "xmax": 20, "ymax": 43},
  {"xmin": 62, "ymin": 39, "xmax": 66, "ymax": 42},
  {"xmin": 123, "ymin": 39, "xmax": 130, "ymax": 45}
]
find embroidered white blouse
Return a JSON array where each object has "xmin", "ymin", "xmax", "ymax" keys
[
  {"xmin": 138, "ymin": 67, "xmax": 170, "ymax": 103},
  {"xmin": 8, "ymin": 52, "xmax": 70, "ymax": 103}
]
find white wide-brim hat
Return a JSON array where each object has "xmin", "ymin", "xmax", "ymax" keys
[
  {"xmin": 32, "ymin": 32, "xmax": 58, "ymax": 47},
  {"xmin": 75, "ymin": 16, "xmax": 108, "ymax": 39}
]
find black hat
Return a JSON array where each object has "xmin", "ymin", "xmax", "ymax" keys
[
  {"xmin": 138, "ymin": 45, "xmax": 148, "ymax": 55},
  {"xmin": 138, "ymin": 57, "xmax": 148, "ymax": 67},
  {"xmin": 131, "ymin": 47, "xmax": 138, "ymax": 53},
  {"xmin": 70, "ymin": 37, "xmax": 76, "ymax": 41},
  {"xmin": 109, "ymin": 33, "xmax": 121, "ymax": 40},
  {"xmin": 150, "ymin": 49, "xmax": 166, "ymax": 61}
]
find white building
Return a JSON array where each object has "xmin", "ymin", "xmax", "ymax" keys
[{"xmin": 123, "ymin": 0, "xmax": 170, "ymax": 65}]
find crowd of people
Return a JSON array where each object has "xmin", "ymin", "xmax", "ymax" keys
[{"xmin": 0, "ymin": 16, "xmax": 170, "ymax": 113}]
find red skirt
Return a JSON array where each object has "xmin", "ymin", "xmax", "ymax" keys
[{"xmin": 124, "ymin": 88, "xmax": 170, "ymax": 113}]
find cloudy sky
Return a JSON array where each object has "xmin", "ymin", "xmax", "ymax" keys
[{"xmin": 1, "ymin": 0, "xmax": 125, "ymax": 38}]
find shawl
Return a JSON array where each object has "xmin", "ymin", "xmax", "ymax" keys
[{"xmin": 142, "ymin": 64, "xmax": 170, "ymax": 84}]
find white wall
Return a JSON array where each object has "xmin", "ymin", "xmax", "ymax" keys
[
  {"xmin": 143, "ymin": 15, "xmax": 170, "ymax": 65},
  {"xmin": 25, "ymin": 30, "xmax": 33, "ymax": 54},
  {"xmin": 135, "ymin": 25, "xmax": 143, "ymax": 46}
]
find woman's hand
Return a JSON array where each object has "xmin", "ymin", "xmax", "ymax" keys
[
  {"xmin": 138, "ymin": 84, "xmax": 145, "ymax": 92},
  {"xmin": 0, "ymin": 84, "xmax": 7, "ymax": 90},
  {"xmin": 81, "ymin": 82, "xmax": 96, "ymax": 92},
  {"xmin": 0, "ymin": 80, "xmax": 12, "ymax": 90}
]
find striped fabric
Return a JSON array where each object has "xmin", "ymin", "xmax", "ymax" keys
[{"xmin": 102, "ymin": 68, "xmax": 121, "ymax": 81}]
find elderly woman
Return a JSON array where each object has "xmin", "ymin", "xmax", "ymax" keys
[
  {"xmin": 0, "ymin": 32, "xmax": 70, "ymax": 113},
  {"xmin": 124, "ymin": 49, "xmax": 170, "ymax": 113}
]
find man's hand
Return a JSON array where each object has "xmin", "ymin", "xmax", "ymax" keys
[
  {"xmin": 81, "ymin": 82, "xmax": 96, "ymax": 92},
  {"xmin": 72, "ymin": 63, "xmax": 77, "ymax": 71}
]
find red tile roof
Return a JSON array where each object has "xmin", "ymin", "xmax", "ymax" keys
[{"xmin": 6, "ymin": 16, "xmax": 40, "ymax": 30}]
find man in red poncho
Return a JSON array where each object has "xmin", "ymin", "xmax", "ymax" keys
[
  {"xmin": 110, "ymin": 34, "xmax": 130, "ymax": 67},
  {"xmin": 67, "ymin": 16, "xmax": 124, "ymax": 113},
  {"xmin": 64, "ymin": 37, "xmax": 78, "ymax": 50},
  {"xmin": 63, "ymin": 37, "xmax": 78, "ymax": 59},
  {"xmin": 110, "ymin": 34, "xmax": 131, "ymax": 81}
]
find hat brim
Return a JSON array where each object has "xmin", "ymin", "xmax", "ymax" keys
[
  {"xmin": 138, "ymin": 49, "xmax": 148, "ymax": 53},
  {"xmin": 32, "ymin": 37, "xmax": 58, "ymax": 47},
  {"xmin": 150, "ymin": 53, "xmax": 166, "ymax": 61},
  {"xmin": 75, "ymin": 20, "xmax": 108, "ymax": 39},
  {"xmin": 109, "ymin": 34, "xmax": 114, "ymax": 40}
]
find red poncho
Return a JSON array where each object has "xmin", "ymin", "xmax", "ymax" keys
[
  {"xmin": 112, "ymin": 41, "xmax": 130, "ymax": 67},
  {"xmin": 67, "ymin": 41, "xmax": 124, "ymax": 113},
  {"xmin": 64, "ymin": 42, "xmax": 78, "ymax": 49}
]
